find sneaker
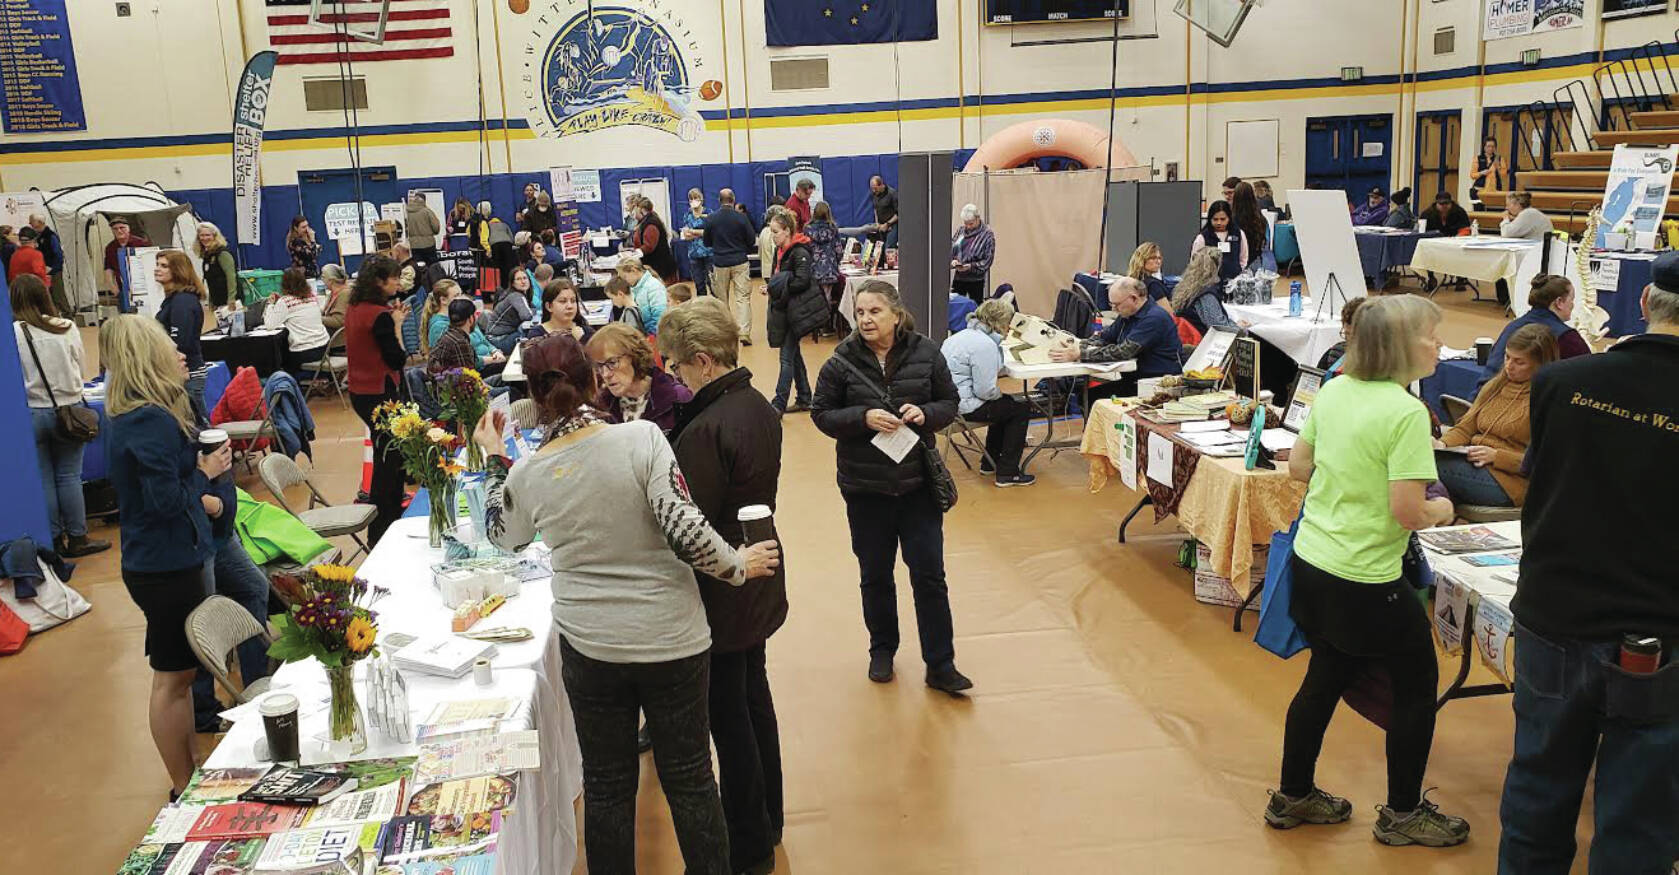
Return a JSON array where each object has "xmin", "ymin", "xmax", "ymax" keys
[
  {"xmin": 742, "ymin": 339, "xmax": 753, "ymax": 347},
  {"xmin": 925, "ymin": 665, "xmax": 974, "ymax": 695},
  {"xmin": 867, "ymin": 653, "xmax": 894, "ymax": 683},
  {"xmin": 1372, "ymin": 791, "xmax": 1470, "ymax": 847},
  {"xmin": 994, "ymin": 473, "xmax": 1036, "ymax": 488},
  {"xmin": 1264, "ymin": 788, "xmax": 1353, "ymax": 829},
  {"xmin": 979, "ymin": 457, "xmax": 995, "ymax": 474},
  {"xmin": 785, "ymin": 399, "xmax": 811, "ymax": 414}
]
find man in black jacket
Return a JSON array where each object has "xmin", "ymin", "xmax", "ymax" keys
[
  {"xmin": 702, "ymin": 188, "xmax": 758, "ymax": 342},
  {"xmin": 663, "ymin": 298, "xmax": 787, "ymax": 875},
  {"xmin": 1497, "ymin": 253, "xmax": 1679, "ymax": 874}
]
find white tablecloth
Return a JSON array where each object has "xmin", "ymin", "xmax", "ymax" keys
[
  {"xmin": 1223, "ymin": 299, "xmax": 1345, "ymax": 367},
  {"xmin": 1002, "ymin": 360, "xmax": 1136, "ymax": 381},
  {"xmin": 838, "ymin": 270, "xmax": 899, "ymax": 328},
  {"xmin": 203, "ymin": 516, "xmax": 581, "ymax": 875},
  {"xmin": 1410, "ymin": 237, "xmax": 1539, "ymax": 285}
]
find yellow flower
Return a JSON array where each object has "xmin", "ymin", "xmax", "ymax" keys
[
  {"xmin": 311, "ymin": 563, "xmax": 356, "ymax": 584},
  {"xmin": 461, "ymin": 368, "xmax": 481, "ymax": 381},
  {"xmin": 439, "ymin": 458, "xmax": 464, "ymax": 477},
  {"xmin": 345, "ymin": 616, "xmax": 376, "ymax": 654},
  {"xmin": 391, "ymin": 414, "xmax": 427, "ymax": 440}
]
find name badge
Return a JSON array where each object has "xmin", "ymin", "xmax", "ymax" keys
[{"xmin": 1218, "ymin": 241, "xmax": 1232, "ymax": 254}]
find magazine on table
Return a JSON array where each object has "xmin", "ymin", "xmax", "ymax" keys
[
  {"xmin": 1418, "ymin": 525, "xmax": 1519, "ymax": 555},
  {"xmin": 253, "ymin": 821, "xmax": 383, "ymax": 871},
  {"xmin": 302, "ymin": 782, "xmax": 406, "ymax": 828},
  {"xmin": 141, "ymin": 804, "xmax": 209, "ymax": 845},
  {"xmin": 239, "ymin": 767, "xmax": 359, "ymax": 805},
  {"xmin": 178, "ymin": 767, "xmax": 274, "ymax": 805},
  {"xmin": 413, "ymin": 731, "xmax": 540, "ymax": 785},
  {"xmin": 117, "ymin": 837, "xmax": 264, "ymax": 874},
  {"xmin": 378, "ymin": 838, "xmax": 499, "ymax": 875},
  {"xmin": 402, "ymin": 774, "xmax": 519, "ymax": 818},
  {"xmin": 185, "ymin": 801, "xmax": 309, "ymax": 842},
  {"xmin": 378, "ymin": 812, "xmax": 503, "ymax": 860}
]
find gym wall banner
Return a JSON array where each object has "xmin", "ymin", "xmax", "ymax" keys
[
  {"xmin": 1602, "ymin": 0, "xmax": 1666, "ymax": 18},
  {"xmin": 232, "ymin": 51, "xmax": 279, "ymax": 248},
  {"xmin": 0, "ymin": 0, "xmax": 86, "ymax": 133},
  {"xmin": 1484, "ymin": 0, "xmax": 1583, "ymax": 40},
  {"xmin": 518, "ymin": 0, "xmax": 725, "ymax": 141}
]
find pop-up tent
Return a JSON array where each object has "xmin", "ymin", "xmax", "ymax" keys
[{"xmin": 41, "ymin": 183, "xmax": 197, "ymax": 314}]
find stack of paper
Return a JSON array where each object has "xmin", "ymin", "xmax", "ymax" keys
[{"xmin": 392, "ymin": 636, "xmax": 495, "ymax": 679}]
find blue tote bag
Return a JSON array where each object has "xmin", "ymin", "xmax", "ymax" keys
[{"xmin": 1254, "ymin": 514, "xmax": 1309, "ymax": 659}]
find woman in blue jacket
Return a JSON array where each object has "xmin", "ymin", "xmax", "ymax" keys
[{"xmin": 102, "ymin": 315, "xmax": 233, "ymax": 798}]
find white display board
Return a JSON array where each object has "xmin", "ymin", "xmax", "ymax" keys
[
  {"xmin": 125, "ymin": 247, "xmax": 164, "ymax": 319},
  {"xmin": 1287, "ymin": 188, "xmax": 1369, "ymax": 320},
  {"xmin": 1225, "ymin": 120, "xmax": 1280, "ymax": 180},
  {"xmin": 0, "ymin": 190, "xmax": 47, "ymax": 229},
  {"xmin": 410, "ymin": 188, "xmax": 446, "ymax": 226},
  {"xmin": 1595, "ymin": 144, "xmax": 1678, "ymax": 249},
  {"xmin": 619, "ymin": 178, "xmax": 671, "ymax": 229}
]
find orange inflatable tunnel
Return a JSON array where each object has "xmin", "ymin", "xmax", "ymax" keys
[{"xmin": 961, "ymin": 119, "xmax": 1138, "ymax": 172}]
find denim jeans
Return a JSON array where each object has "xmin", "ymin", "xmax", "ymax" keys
[
  {"xmin": 709, "ymin": 643, "xmax": 784, "ymax": 871},
  {"xmin": 1436, "ymin": 454, "xmax": 1514, "ymax": 507},
  {"xmin": 192, "ymin": 537, "xmax": 275, "ymax": 726},
  {"xmin": 843, "ymin": 487, "xmax": 956, "ymax": 671},
  {"xmin": 560, "ymin": 636, "xmax": 730, "ymax": 874},
  {"xmin": 30, "ymin": 407, "xmax": 88, "ymax": 540},
  {"xmin": 486, "ymin": 331, "xmax": 521, "ymax": 357},
  {"xmin": 691, "ymin": 255, "xmax": 712, "ymax": 297},
  {"xmin": 1498, "ymin": 623, "xmax": 1679, "ymax": 875},
  {"xmin": 186, "ymin": 371, "xmax": 208, "ymax": 426},
  {"xmin": 772, "ymin": 335, "xmax": 810, "ymax": 409}
]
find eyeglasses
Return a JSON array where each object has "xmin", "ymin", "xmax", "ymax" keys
[{"xmin": 592, "ymin": 355, "xmax": 627, "ymax": 374}]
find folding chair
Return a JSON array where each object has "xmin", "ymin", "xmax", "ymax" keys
[
  {"xmin": 509, "ymin": 398, "xmax": 541, "ymax": 431},
  {"xmin": 1454, "ymin": 504, "xmax": 1522, "ymax": 524},
  {"xmin": 258, "ymin": 454, "xmax": 377, "ymax": 563},
  {"xmin": 186, "ymin": 595, "xmax": 275, "ymax": 704},
  {"xmin": 302, "ymin": 328, "xmax": 350, "ymax": 409},
  {"xmin": 221, "ymin": 398, "xmax": 279, "ymax": 476},
  {"xmin": 940, "ymin": 415, "xmax": 994, "ymax": 472},
  {"xmin": 1439, "ymin": 394, "xmax": 1473, "ymax": 428}
]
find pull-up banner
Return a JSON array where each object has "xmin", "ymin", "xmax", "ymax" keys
[
  {"xmin": 0, "ymin": 0, "xmax": 86, "ymax": 133},
  {"xmin": 233, "ymin": 51, "xmax": 279, "ymax": 247}
]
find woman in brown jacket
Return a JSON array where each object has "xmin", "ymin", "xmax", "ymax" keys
[{"xmin": 1434, "ymin": 323, "xmax": 1557, "ymax": 507}]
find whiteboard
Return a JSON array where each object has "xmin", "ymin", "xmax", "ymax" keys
[
  {"xmin": 619, "ymin": 178, "xmax": 672, "ymax": 231},
  {"xmin": 1287, "ymin": 189, "xmax": 1369, "ymax": 319},
  {"xmin": 1225, "ymin": 120, "xmax": 1280, "ymax": 180}
]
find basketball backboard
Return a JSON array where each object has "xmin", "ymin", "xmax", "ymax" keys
[
  {"xmin": 309, "ymin": 0, "xmax": 390, "ymax": 44},
  {"xmin": 1173, "ymin": 0, "xmax": 1255, "ymax": 48}
]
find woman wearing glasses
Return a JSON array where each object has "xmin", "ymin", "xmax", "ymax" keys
[{"xmin": 585, "ymin": 322, "xmax": 691, "ymax": 435}]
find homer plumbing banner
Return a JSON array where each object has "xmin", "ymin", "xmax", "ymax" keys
[
  {"xmin": 233, "ymin": 51, "xmax": 279, "ymax": 247},
  {"xmin": 1484, "ymin": 0, "xmax": 1583, "ymax": 40}
]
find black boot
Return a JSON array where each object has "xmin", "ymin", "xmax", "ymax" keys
[{"xmin": 61, "ymin": 534, "xmax": 111, "ymax": 558}]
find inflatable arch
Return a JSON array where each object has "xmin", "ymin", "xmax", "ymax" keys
[{"xmin": 961, "ymin": 119, "xmax": 1139, "ymax": 173}]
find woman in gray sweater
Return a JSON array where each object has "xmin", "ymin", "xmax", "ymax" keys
[{"xmin": 473, "ymin": 332, "xmax": 779, "ymax": 874}]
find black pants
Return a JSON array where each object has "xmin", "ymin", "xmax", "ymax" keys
[
  {"xmin": 962, "ymin": 395, "xmax": 1031, "ymax": 477},
  {"xmin": 560, "ymin": 637, "xmax": 730, "ymax": 874},
  {"xmin": 351, "ymin": 390, "xmax": 405, "ymax": 545},
  {"xmin": 411, "ymin": 246, "xmax": 438, "ymax": 267},
  {"xmin": 1494, "ymin": 278, "xmax": 1512, "ymax": 307},
  {"xmin": 843, "ymin": 487, "xmax": 956, "ymax": 671},
  {"xmin": 709, "ymin": 643, "xmax": 784, "ymax": 871},
  {"xmin": 952, "ymin": 276, "xmax": 986, "ymax": 305},
  {"xmin": 1281, "ymin": 555, "xmax": 1439, "ymax": 811}
]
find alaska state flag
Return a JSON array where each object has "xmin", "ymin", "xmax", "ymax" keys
[{"xmin": 765, "ymin": 0, "xmax": 939, "ymax": 47}]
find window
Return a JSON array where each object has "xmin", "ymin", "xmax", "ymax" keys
[
  {"xmin": 769, "ymin": 57, "xmax": 829, "ymax": 91},
  {"xmin": 303, "ymin": 77, "xmax": 369, "ymax": 112},
  {"xmin": 1433, "ymin": 27, "xmax": 1455, "ymax": 55}
]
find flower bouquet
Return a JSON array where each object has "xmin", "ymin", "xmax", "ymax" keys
[
  {"xmin": 433, "ymin": 367, "xmax": 490, "ymax": 471},
  {"xmin": 373, "ymin": 400, "xmax": 467, "ymax": 546},
  {"xmin": 268, "ymin": 563, "xmax": 389, "ymax": 755}
]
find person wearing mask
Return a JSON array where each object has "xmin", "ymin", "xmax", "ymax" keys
[
  {"xmin": 473, "ymin": 333, "xmax": 779, "ymax": 875},
  {"xmin": 319, "ymin": 263, "xmax": 351, "ymax": 352},
  {"xmin": 765, "ymin": 211, "xmax": 826, "ymax": 415},
  {"xmin": 949, "ymin": 204, "xmax": 996, "ymax": 305},
  {"xmin": 605, "ymin": 276, "xmax": 644, "ymax": 334},
  {"xmin": 1496, "ymin": 253, "xmax": 1679, "ymax": 874},
  {"xmin": 522, "ymin": 191, "xmax": 558, "ymax": 241},
  {"xmin": 1231, "ymin": 181, "xmax": 1274, "ymax": 271},
  {"xmin": 1051, "ymin": 276, "xmax": 1184, "ymax": 401},
  {"xmin": 1351, "ymin": 187, "xmax": 1391, "ymax": 226},
  {"xmin": 423, "ymin": 279, "xmax": 504, "ymax": 368},
  {"xmin": 812, "ymin": 280, "xmax": 971, "ymax": 693},
  {"xmin": 702, "ymin": 188, "xmax": 758, "ymax": 342},
  {"xmin": 528, "ymin": 278, "xmax": 594, "ymax": 345},
  {"xmin": 192, "ymin": 223, "xmax": 238, "ymax": 309},
  {"xmin": 679, "ymin": 189, "xmax": 712, "ymax": 298},
  {"xmin": 659, "ymin": 298, "xmax": 789, "ymax": 875},
  {"xmin": 867, "ymin": 175, "xmax": 900, "ymax": 253},
  {"xmin": 1483, "ymin": 274, "xmax": 1590, "ymax": 383},
  {"xmin": 1315, "ymin": 296, "xmax": 1368, "ymax": 373},
  {"xmin": 942, "ymin": 299, "xmax": 1035, "ymax": 487},
  {"xmin": 263, "ymin": 268, "xmax": 331, "ymax": 379},
  {"xmin": 1384, "ymin": 188, "xmax": 1417, "ymax": 230},
  {"xmin": 785, "ymin": 178, "xmax": 814, "ymax": 230},
  {"xmin": 104, "ymin": 216, "xmax": 153, "ymax": 313},
  {"xmin": 286, "ymin": 216, "xmax": 320, "ymax": 279},
  {"xmin": 586, "ymin": 322, "xmax": 691, "ymax": 433},
  {"xmin": 615, "ymin": 254, "xmax": 666, "ymax": 335},
  {"xmin": 1268, "ymin": 295, "xmax": 1469, "ymax": 848},
  {"xmin": 13, "ymin": 275, "xmax": 109, "ymax": 558},
  {"xmin": 805, "ymin": 201, "xmax": 844, "ymax": 331},
  {"xmin": 1171, "ymin": 246, "xmax": 1245, "ymax": 335},
  {"xmin": 1222, "ymin": 176, "xmax": 1242, "ymax": 204},
  {"xmin": 344, "ymin": 256, "xmax": 411, "ymax": 543},
  {"xmin": 484, "ymin": 269, "xmax": 536, "ymax": 355},
  {"xmin": 1433, "ymin": 323, "xmax": 1554, "ymax": 509},
  {"xmin": 1470, "ymin": 136, "xmax": 1505, "ymax": 208},
  {"xmin": 447, "ymin": 198, "xmax": 474, "ymax": 251},
  {"xmin": 1127, "ymin": 242, "xmax": 1171, "ymax": 307},
  {"xmin": 630, "ymin": 197, "xmax": 680, "ymax": 285},
  {"xmin": 405, "ymin": 193, "xmax": 442, "ymax": 265},
  {"xmin": 1190, "ymin": 201, "xmax": 1246, "ymax": 283},
  {"xmin": 28, "ymin": 215, "xmax": 68, "ymax": 317},
  {"xmin": 153, "ymin": 251, "xmax": 209, "ymax": 421},
  {"xmin": 429, "ymin": 298, "xmax": 483, "ymax": 374},
  {"xmin": 101, "ymin": 315, "xmax": 231, "ymax": 798},
  {"xmin": 8, "ymin": 226, "xmax": 47, "ymax": 285}
]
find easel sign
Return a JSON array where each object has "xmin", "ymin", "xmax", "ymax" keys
[
  {"xmin": 1221, "ymin": 337, "xmax": 1262, "ymax": 401},
  {"xmin": 1287, "ymin": 188, "xmax": 1368, "ymax": 321}
]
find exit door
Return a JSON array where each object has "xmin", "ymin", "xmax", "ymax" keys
[
  {"xmin": 297, "ymin": 166, "xmax": 398, "ymax": 272},
  {"xmin": 1305, "ymin": 114, "xmax": 1393, "ymax": 201},
  {"xmin": 1415, "ymin": 111, "xmax": 1462, "ymax": 203}
]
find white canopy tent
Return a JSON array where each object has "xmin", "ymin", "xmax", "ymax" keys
[{"xmin": 41, "ymin": 183, "xmax": 198, "ymax": 314}]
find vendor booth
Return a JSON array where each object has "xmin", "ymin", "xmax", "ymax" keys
[{"xmin": 41, "ymin": 183, "xmax": 199, "ymax": 318}]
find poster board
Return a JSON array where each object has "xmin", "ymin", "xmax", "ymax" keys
[
  {"xmin": 0, "ymin": 191, "xmax": 47, "ymax": 229},
  {"xmin": 1223, "ymin": 337, "xmax": 1262, "ymax": 401},
  {"xmin": 125, "ymin": 247, "xmax": 164, "ymax": 319},
  {"xmin": 569, "ymin": 171, "xmax": 602, "ymax": 204},
  {"xmin": 1484, "ymin": 0, "xmax": 1583, "ymax": 40},
  {"xmin": 1287, "ymin": 189, "xmax": 1369, "ymax": 321},
  {"xmin": 1183, "ymin": 327, "xmax": 1238, "ymax": 374},
  {"xmin": 1225, "ymin": 120, "xmax": 1280, "ymax": 180},
  {"xmin": 619, "ymin": 179, "xmax": 671, "ymax": 231},
  {"xmin": 1595, "ymin": 145, "xmax": 1678, "ymax": 249}
]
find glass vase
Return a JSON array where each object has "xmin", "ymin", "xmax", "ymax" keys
[
  {"xmin": 461, "ymin": 431, "xmax": 485, "ymax": 473},
  {"xmin": 428, "ymin": 479, "xmax": 457, "ymax": 549},
  {"xmin": 325, "ymin": 663, "xmax": 366, "ymax": 756}
]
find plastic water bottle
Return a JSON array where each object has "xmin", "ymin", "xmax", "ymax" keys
[{"xmin": 1288, "ymin": 281, "xmax": 1303, "ymax": 318}]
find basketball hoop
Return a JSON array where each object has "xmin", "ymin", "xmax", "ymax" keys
[
  {"xmin": 309, "ymin": 0, "xmax": 391, "ymax": 45},
  {"xmin": 1173, "ymin": 0, "xmax": 1257, "ymax": 48}
]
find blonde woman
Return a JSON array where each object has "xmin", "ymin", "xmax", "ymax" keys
[
  {"xmin": 1127, "ymin": 242, "xmax": 1171, "ymax": 309},
  {"xmin": 154, "ymin": 250, "xmax": 210, "ymax": 419},
  {"xmin": 1271, "ymin": 295, "xmax": 1469, "ymax": 847},
  {"xmin": 193, "ymin": 222, "xmax": 238, "ymax": 308},
  {"xmin": 1170, "ymin": 245, "xmax": 1242, "ymax": 336},
  {"xmin": 102, "ymin": 315, "xmax": 232, "ymax": 798}
]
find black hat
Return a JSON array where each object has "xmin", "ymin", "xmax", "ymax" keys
[
  {"xmin": 108, "ymin": 215, "xmax": 131, "ymax": 228},
  {"xmin": 1434, "ymin": 191, "xmax": 1453, "ymax": 203},
  {"xmin": 1650, "ymin": 251, "xmax": 1679, "ymax": 294},
  {"xmin": 447, "ymin": 297, "xmax": 477, "ymax": 325},
  {"xmin": 1369, "ymin": 186, "xmax": 1386, "ymax": 197},
  {"xmin": 17, "ymin": 226, "xmax": 37, "ymax": 242}
]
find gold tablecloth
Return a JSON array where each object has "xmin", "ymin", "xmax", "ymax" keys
[{"xmin": 1081, "ymin": 400, "xmax": 1307, "ymax": 595}]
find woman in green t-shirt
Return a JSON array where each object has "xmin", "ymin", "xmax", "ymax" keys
[{"xmin": 1265, "ymin": 296, "xmax": 1470, "ymax": 848}]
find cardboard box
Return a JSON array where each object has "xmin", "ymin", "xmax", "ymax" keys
[{"xmin": 1192, "ymin": 544, "xmax": 1268, "ymax": 611}]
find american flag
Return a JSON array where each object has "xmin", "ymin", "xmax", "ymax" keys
[{"xmin": 265, "ymin": 0, "xmax": 454, "ymax": 66}]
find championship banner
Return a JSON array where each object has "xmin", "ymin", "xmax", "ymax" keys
[
  {"xmin": 0, "ymin": 0, "xmax": 86, "ymax": 134},
  {"xmin": 233, "ymin": 51, "xmax": 279, "ymax": 247}
]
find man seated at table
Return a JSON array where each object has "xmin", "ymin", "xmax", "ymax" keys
[
  {"xmin": 1384, "ymin": 188, "xmax": 1417, "ymax": 230},
  {"xmin": 428, "ymin": 298, "xmax": 482, "ymax": 374},
  {"xmin": 1483, "ymin": 274, "xmax": 1590, "ymax": 386},
  {"xmin": 1351, "ymin": 187, "xmax": 1390, "ymax": 226},
  {"xmin": 1049, "ymin": 276, "xmax": 1182, "ymax": 401}
]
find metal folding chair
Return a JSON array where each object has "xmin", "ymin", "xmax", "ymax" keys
[{"xmin": 185, "ymin": 595, "xmax": 274, "ymax": 704}]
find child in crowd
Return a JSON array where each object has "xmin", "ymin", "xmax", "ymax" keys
[
  {"xmin": 667, "ymin": 282, "xmax": 695, "ymax": 310},
  {"xmin": 606, "ymin": 276, "xmax": 644, "ymax": 334}
]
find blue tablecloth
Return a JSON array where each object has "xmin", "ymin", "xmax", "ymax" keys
[
  {"xmin": 1356, "ymin": 230, "xmax": 1436, "ymax": 278},
  {"xmin": 1419, "ymin": 359, "xmax": 1483, "ymax": 421},
  {"xmin": 1593, "ymin": 253, "xmax": 1652, "ymax": 337},
  {"xmin": 82, "ymin": 362, "xmax": 230, "ymax": 482}
]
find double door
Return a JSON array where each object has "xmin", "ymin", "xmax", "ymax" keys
[{"xmin": 1305, "ymin": 114, "xmax": 1393, "ymax": 201}]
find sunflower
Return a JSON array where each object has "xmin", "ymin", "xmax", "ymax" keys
[
  {"xmin": 345, "ymin": 615, "xmax": 377, "ymax": 654},
  {"xmin": 439, "ymin": 458, "xmax": 465, "ymax": 477},
  {"xmin": 311, "ymin": 563, "xmax": 356, "ymax": 584}
]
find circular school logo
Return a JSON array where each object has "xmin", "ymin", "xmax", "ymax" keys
[{"xmin": 522, "ymin": 1, "xmax": 718, "ymax": 141}]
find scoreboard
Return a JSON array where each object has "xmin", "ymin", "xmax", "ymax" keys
[{"xmin": 985, "ymin": 0, "xmax": 1131, "ymax": 25}]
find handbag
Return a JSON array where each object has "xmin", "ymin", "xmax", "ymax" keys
[
  {"xmin": 1254, "ymin": 515, "xmax": 1309, "ymax": 659},
  {"xmin": 0, "ymin": 557, "xmax": 92, "ymax": 636},
  {"xmin": 20, "ymin": 323, "xmax": 100, "ymax": 443},
  {"xmin": 830, "ymin": 353, "xmax": 958, "ymax": 513}
]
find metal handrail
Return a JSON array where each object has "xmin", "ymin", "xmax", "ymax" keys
[
  {"xmin": 1552, "ymin": 80, "xmax": 1601, "ymax": 154},
  {"xmin": 1565, "ymin": 199, "xmax": 1599, "ymax": 239},
  {"xmin": 1641, "ymin": 40, "xmax": 1677, "ymax": 98}
]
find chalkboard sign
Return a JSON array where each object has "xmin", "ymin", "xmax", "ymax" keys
[{"xmin": 1223, "ymin": 337, "xmax": 1262, "ymax": 401}]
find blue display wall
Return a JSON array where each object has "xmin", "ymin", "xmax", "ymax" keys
[{"xmin": 0, "ymin": 270, "xmax": 54, "ymax": 547}]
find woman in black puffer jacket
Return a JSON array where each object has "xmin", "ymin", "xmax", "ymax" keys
[
  {"xmin": 766, "ymin": 211, "xmax": 829, "ymax": 414},
  {"xmin": 812, "ymin": 280, "xmax": 972, "ymax": 695}
]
